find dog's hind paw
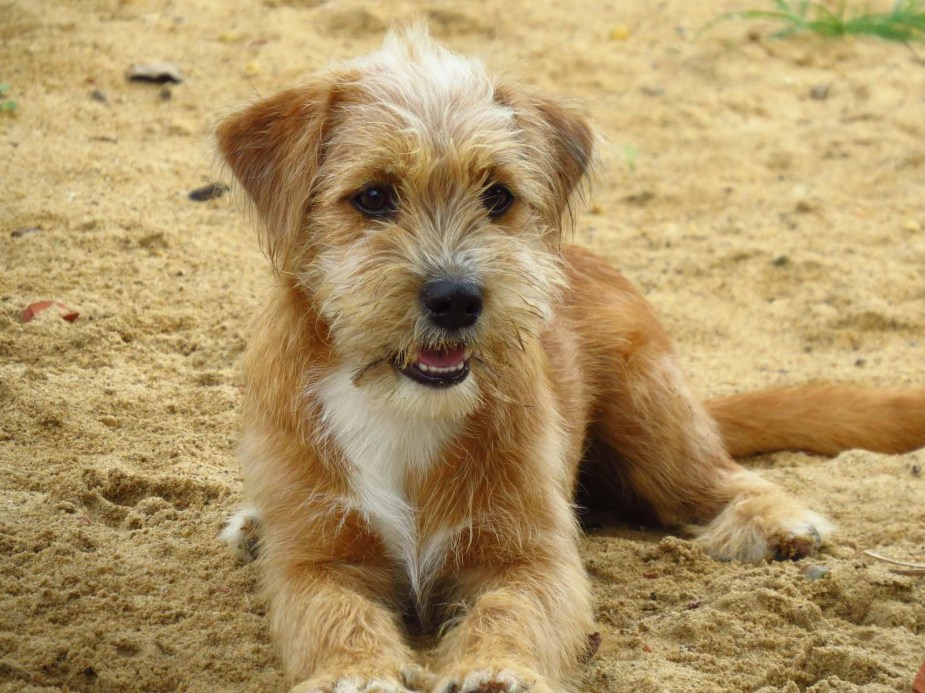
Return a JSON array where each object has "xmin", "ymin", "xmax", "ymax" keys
[
  {"xmin": 693, "ymin": 492, "xmax": 833, "ymax": 563},
  {"xmin": 219, "ymin": 504, "xmax": 261, "ymax": 562}
]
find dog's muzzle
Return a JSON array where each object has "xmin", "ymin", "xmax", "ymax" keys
[{"xmin": 393, "ymin": 278, "xmax": 482, "ymax": 388}]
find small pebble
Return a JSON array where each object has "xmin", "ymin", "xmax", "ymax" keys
[
  {"xmin": 188, "ymin": 183, "xmax": 229, "ymax": 202},
  {"xmin": 809, "ymin": 83, "xmax": 832, "ymax": 100},
  {"xmin": 771, "ymin": 255, "xmax": 790, "ymax": 268},
  {"xmin": 11, "ymin": 226, "xmax": 41, "ymax": 238},
  {"xmin": 243, "ymin": 61, "xmax": 260, "ymax": 77},
  {"xmin": 804, "ymin": 565, "xmax": 830, "ymax": 581},
  {"xmin": 90, "ymin": 89, "xmax": 107, "ymax": 103},
  {"xmin": 903, "ymin": 219, "xmax": 921, "ymax": 232},
  {"xmin": 912, "ymin": 464, "xmax": 921, "ymax": 477},
  {"xmin": 126, "ymin": 62, "xmax": 184, "ymax": 84}
]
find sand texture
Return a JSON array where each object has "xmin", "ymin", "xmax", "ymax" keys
[{"xmin": 1, "ymin": 0, "xmax": 924, "ymax": 691}]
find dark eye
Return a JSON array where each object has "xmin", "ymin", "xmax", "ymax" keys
[
  {"xmin": 482, "ymin": 184, "xmax": 514, "ymax": 218},
  {"xmin": 350, "ymin": 185, "xmax": 396, "ymax": 217}
]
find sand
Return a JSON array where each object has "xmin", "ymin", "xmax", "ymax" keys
[{"xmin": 1, "ymin": 0, "xmax": 923, "ymax": 691}]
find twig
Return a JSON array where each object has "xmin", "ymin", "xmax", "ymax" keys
[{"xmin": 863, "ymin": 550, "xmax": 925, "ymax": 576}]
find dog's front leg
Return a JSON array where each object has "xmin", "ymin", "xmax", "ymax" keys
[
  {"xmin": 265, "ymin": 557, "xmax": 423, "ymax": 693},
  {"xmin": 431, "ymin": 507, "xmax": 592, "ymax": 693}
]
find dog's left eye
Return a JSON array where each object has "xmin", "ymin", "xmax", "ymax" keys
[
  {"xmin": 351, "ymin": 185, "xmax": 397, "ymax": 217},
  {"xmin": 482, "ymin": 184, "xmax": 514, "ymax": 218}
]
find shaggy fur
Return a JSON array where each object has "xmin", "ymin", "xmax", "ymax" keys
[{"xmin": 216, "ymin": 27, "xmax": 925, "ymax": 693}]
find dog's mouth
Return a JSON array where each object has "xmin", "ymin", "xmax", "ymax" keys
[{"xmin": 395, "ymin": 345, "xmax": 472, "ymax": 388}]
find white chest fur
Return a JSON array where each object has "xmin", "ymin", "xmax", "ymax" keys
[{"xmin": 315, "ymin": 365, "xmax": 457, "ymax": 600}]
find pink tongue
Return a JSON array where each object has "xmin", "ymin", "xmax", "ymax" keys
[{"xmin": 417, "ymin": 346, "xmax": 466, "ymax": 368}]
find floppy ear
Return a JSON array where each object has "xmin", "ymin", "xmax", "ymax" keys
[
  {"xmin": 216, "ymin": 80, "xmax": 334, "ymax": 270},
  {"xmin": 496, "ymin": 85, "xmax": 594, "ymax": 226},
  {"xmin": 531, "ymin": 98, "xmax": 594, "ymax": 213}
]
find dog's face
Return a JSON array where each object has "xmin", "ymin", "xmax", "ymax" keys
[{"xmin": 218, "ymin": 28, "xmax": 592, "ymax": 419}]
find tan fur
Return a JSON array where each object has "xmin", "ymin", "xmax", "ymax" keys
[
  {"xmin": 216, "ymin": 26, "xmax": 925, "ymax": 693},
  {"xmin": 706, "ymin": 385, "xmax": 925, "ymax": 457}
]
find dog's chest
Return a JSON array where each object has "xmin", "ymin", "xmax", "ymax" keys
[{"xmin": 317, "ymin": 367, "xmax": 457, "ymax": 598}]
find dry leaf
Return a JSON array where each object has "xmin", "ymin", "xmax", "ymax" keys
[
  {"xmin": 913, "ymin": 661, "xmax": 925, "ymax": 693},
  {"xmin": 21, "ymin": 300, "xmax": 79, "ymax": 323}
]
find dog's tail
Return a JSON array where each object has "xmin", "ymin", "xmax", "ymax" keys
[{"xmin": 705, "ymin": 385, "xmax": 925, "ymax": 457}]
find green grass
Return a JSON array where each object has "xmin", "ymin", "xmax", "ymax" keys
[
  {"xmin": 622, "ymin": 145, "xmax": 639, "ymax": 174},
  {"xmin": 699, "ymin": 0, "xmax": 925, "ymax": 42},
  {"xmin": 0, "ymin": 84, "xmax": 16, "ymax": 112}
]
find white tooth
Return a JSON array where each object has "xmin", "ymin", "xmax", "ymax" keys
[{"xmin": 414, "ymin": 361, "xmax": 467, "ymax": 376}]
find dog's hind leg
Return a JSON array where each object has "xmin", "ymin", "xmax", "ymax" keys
[
  {"xmin": 591, "ymin": 343, "xmax": 831, "ymax": 562},
  {"xmin": 564, "ymin": 246, "xmax": 830, "ymax": 562}
]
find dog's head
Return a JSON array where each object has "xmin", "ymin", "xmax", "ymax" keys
[{"xmin": 218, "ymin": 26, "xmax": 592, "ymax": 419}]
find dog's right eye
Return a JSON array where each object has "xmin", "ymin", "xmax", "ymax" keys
[{"xmin": 350, "ymin": 185, "xmax": 397, "ymax": 218}]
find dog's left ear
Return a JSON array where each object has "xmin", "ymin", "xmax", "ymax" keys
[{"xmin": 497, "ymin": 86, "xmax": 594, "ymax": 225}]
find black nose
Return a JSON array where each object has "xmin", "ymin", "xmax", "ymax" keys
[{"xmin": 420, "ymin": 279, "xmax": 483, "ymax": 330}]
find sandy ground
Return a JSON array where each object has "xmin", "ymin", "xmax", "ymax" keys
[{"xmin": 2, "ymin": 0, "xmax": 924, "ymax": 691}]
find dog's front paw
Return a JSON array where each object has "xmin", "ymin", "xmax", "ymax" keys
[
  {"xmin": 433, "ymin": 666, "xmax": 552, "ymax": 693},
  {"xmin": 293, "ymin": 665, "xmax": 427, "ymax": 693},
  {"xmin": 291, "ymin": 679, "xmax": 404, "ymax": 693},
  {"xmin": 219, "ymin": 504, "xmax": 261, "ymax": 562},
  {"xmin": 693, "ymin": 492, "xmax": 833, "ymax": 563}
]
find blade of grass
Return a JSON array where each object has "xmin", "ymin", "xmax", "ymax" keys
[{"xmin": 698, "ymin": 0, "xmax": 925, "ymax": 43}]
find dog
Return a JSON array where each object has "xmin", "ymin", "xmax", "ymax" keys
[{"xmin": 216, "ymin": 26, "xmax": 925, "ymax": 693}]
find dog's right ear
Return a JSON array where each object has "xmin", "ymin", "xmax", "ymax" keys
[{"xmin": 216, "ymin": 79, "xmax": 336, "ymax": 270}]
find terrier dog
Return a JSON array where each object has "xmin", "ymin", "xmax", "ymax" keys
[{"xmin": 217, "ymin": 27, "xmax": 925, "ymax": 693}]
